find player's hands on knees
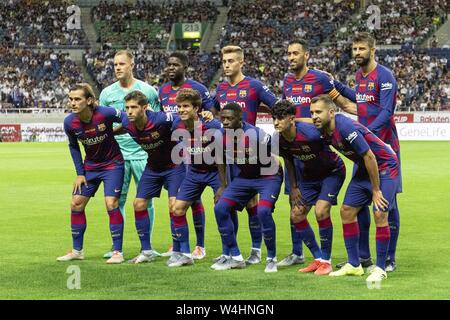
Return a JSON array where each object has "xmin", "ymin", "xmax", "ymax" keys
[
  {"xmin": 73, "ymin": 175, "xmax": 87, "ymax": 195},
  {"xmin": 372, "ymin": 190, "xmax": 389, "ymax": 212},
  {"xmin": 214, "ymin": 186, "xmax": 225, "ymax": 204},
  {"xmin": 289, "ymin": 187, "xmax": 305, "ymax": 208},
  {"xmin": 200, "ymin": 110, "xmax": 214, "ymax": 122}
]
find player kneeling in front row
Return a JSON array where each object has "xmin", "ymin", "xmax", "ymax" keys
[
  {"xmin": 310, "ymin": 95, "xmax": 399, "ymax": 285},
  {"xmin": 272, "ymin": 100, "xmax": 346, "ymax": 275},
  {"xmin": 213, "ymin": 103, "xmax": 283, "ymax": 273},
  {"xmin": 58, "ymin": 83, "xmax": 126, "ymax": 264}
]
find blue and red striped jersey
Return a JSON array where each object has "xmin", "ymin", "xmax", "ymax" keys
[
  {"xmin": 221, "ymin": 122, "xmax": 279, "ymax": 179},
  {"xmin": 121, "ymin": 110, "xmax": 178, "ymax": 172},
  {"xmin": 282, "ymin": 69, "xmax": 335, "ymax": 118},
  {"xmin": 159, "ymin": 79, "xmax": 213, "ymax": 114},
  {"xmin": 279, "ymin": 122, "xmax": 345, "ymax": 180},
  {"xmin": 325, "ymin": 114, "xmax": 399, "ymax": 179},
  {"xmin": 64, "ymin": 106, "xmax": 124, "ymax": 175},
  {"xmin": 215, "ymin": 76, "xmax": 278, "ymax": 125},
  {"xmin": 354, "ymin": 63, "xmax": 400, "ymax": 154},
  {"xmin": 172, "ymin": 117, "xmax": 222, "ymax": 172}
]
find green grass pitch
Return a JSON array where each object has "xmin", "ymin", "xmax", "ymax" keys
[{"xmin": 1, "ymin": 141, "xmax": 449, "ymax": 299}]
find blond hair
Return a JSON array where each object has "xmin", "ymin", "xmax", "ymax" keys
[
  {"xmin": 114, "ymin": 49, "xmax": 134, "ymax": 63},
  {"xmin": 221, "ymin": 45, "xmax": 244, "ymax": 61}
]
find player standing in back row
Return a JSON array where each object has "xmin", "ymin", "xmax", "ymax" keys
[
  {"xmin": 279, "ymin": 39, "xmax": 355, "ymax": 266},
  {"xmin": 334, "ymin": 33, "xmax": 401, "ymax": 272},
  {"xmin": 158, "ymin": 52, "xmax": 215, "ymax": 259},
  {"xmin": 214, "ymin": 45, "xmax": 279, "ymax": 265}
]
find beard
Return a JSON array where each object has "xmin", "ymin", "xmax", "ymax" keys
[{"xmin": 355, "ymin": 55, "xmax": 370, "ymax": 67}]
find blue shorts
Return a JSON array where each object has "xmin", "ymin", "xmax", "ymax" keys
[
  {"xmin": 343, "ymin": 175, "xmax": 399, "ymax": 212},
  {"xmin": 136, "ymin": 164, "xmax": 185, "ymax": 199},
  {"xmin": 220, "ymin": 172, "xmax": 283, "ymax": 211},
  {"xmin": 176, "ymin": 168, "xmax": 221, "ymax": 202},
  {"xmin": 75, "ymin": 166, "xmax": 124, "ymax": 198},
  {"xmin": 285, "ymin": 160, "xmax": 345, "ymax": 206}
]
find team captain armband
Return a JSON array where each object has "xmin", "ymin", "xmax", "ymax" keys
[{"xmin": 328, "ymin": 88, "xmax": 341, "ymax": 100}]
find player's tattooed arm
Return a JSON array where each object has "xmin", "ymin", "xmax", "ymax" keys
[
  {"xmin": 334, "ymin": 95, "xmax": 358, "ymax": 115},
  {"xmin": 362, "ymin": 150, "xmax": 388, "ymax": 212}
]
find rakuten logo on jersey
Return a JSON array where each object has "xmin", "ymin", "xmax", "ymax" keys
[
  {"xmin": 287, "ymin": 96, "xmax": 311, "ymax": 105},
  {"xmin": 163, "ymin": 105, "xmax": 178, "ymax": 113},
  {"xmin": 356, "ymin": 92, "xmax": 375, "ymax": 103}
]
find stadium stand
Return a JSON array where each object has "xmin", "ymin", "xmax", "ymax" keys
[
  {"xmin": 0, "ymin": 0, "xmax": 88, "ymax": 48},
  {"xmin": 0, "ymin": 48, "xmax": 84, "ymax": 110},
  {"xmin": 221, "ymin": 0, "xmax": 360, "ymax": 49},
  {"xmin": 91, "ymin": 0, "xmax": 219, "ymax": 49},
  {"xmin": 337, "ymin": 0, "xmax": 449, "ymax": 45}
]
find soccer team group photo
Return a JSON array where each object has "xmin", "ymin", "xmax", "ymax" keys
[{"xmin": 1, "ymin": 0, "xmax": 449, "ymax": 300}]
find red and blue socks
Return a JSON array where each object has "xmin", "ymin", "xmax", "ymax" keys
[
  {"xmin": 191, "ymin": 201, "xmax": 205, "ymax": 248},
  {"xmin": 257, "ymin": 201, "xmax": 276, "ymax": 259},
  {"xmin": 376, "ymin": 226, "xmax": 391, "ymax": 270},
  {"xmin": 343, "ymin": 222, "xmax": 360, "ymax": 267},
  {"xmin": 134, "ymin": 209, "xmax": 151, "ymax": 251},
  {"xmin": 214, "ymin": 199, "xmax": 241, "ymax": 257},
  {"xmin": 247, "ymin": 205, "xmax": 262, "ymax": 249},
  {"xmin": 71, "ymin": 210, "xmax": 86, "ymax": 251},
  {"xmin": 317, "ymin": 216, "xmax": 333, "ymax": 261},
  {"xmin": 388, "ymin": 205, "xmax": 400, "ymax": 262},
  {"xmin": 171, "ymin": 214, "xmax": 190, "ymax": 255},
  {"xmin": 290, "ymin": 220, "xmax": 303, "ymax": 256},
  {"xmin": 295, "ymin": 219, "xmax": 321, "ymax": 259},
  {"xmin": 108, "ymin": 207, "xmax": 124, "ymax": 252},
  {"xmin": 358, "ymin": 206, "xmax": 371, "ymax": 260}
]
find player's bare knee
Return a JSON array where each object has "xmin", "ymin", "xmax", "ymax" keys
[
  {"xmin": 291, "ymin": 207, "xmax": 306, "ymax": 224},
  {"xmin": 173, "ymin": 205, "xmax": 187, "ymax": 217},
  {"xmin": 133, "ymin": 198, "xmax": 147, "ymax": 212},
  {"xmin": 315, "ymin": 206, "xmax": 331, "ymax": 221},
  {"xmin": 373, "ymin": 211, "xmax": 388, "ymax": 225},
  {"xmin": 340, "ymin": 205, "xmax": 356, "ymax": 223},
  {"xmin": 105, "ymin": 198, "xmax": 119, "ymax": 211},
  {"xmin": 71, "ymin": 197, "xmax": 86, "ymax": 211}
]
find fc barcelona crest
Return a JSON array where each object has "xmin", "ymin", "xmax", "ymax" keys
[
  {"xmin": 304, "ymin": 84, "xmax": 313, "ymax": 93},
  {"xmin": 301, "ymin": 145, "xmax": 311, "ymax": 152},
  {"xmin": 151, "ymin": 131, "xmax": 160, "ymax": 139},
  {"xmin": 367, "ymin": 81, "xmax": 375, "ymax": 91},
  {"xmin": 97, "ymin": 123, "xmax": 106, "ymax": 132},
  {"xmin": 239, "ymin": 90, "xmax": 247, "ymax": 98}
]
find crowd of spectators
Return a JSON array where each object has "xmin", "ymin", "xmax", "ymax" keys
[
  {"xmin": 92, "ymin": 0, "xmax": 219, "ymax": 48},
  {"xmin": 0, "ymin": 48, "xmax": 83, "ymax": 109},
  {"xmin": 337, "ymin": 0, "xmax": 448, "ymax": 45},
  {"xmin": 84, "ymin": 48, "xmax": 221, "ymax": 91},
  {"xmin": 221, "ymin": 0, "xmax": 359, "ymax": 49},
  {"xmin": 0, "ymin": 0, "xmax": 87, "ymax": 48}
]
